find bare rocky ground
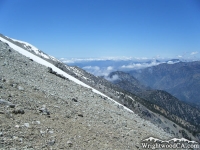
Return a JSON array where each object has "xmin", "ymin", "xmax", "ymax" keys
[{"xmin": 0, "ymin": 41, "xmax": 172, "ymax": 149}]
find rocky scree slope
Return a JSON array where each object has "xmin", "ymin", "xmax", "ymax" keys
[
  {"xmin": 0, "ymin": 39, "xmax": 172, "ymax": 149},
  {"xmin": 62, "ymin": 66, "xmax": 198, "ymax": 142}
]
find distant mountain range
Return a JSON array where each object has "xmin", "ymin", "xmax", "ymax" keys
[{"xmin": 128, "ymin": 61, "xmax": 200, "ymax": 108}]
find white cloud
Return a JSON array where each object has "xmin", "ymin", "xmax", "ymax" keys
[
  {"xmin": 105, "ymin": 75, "xmax": 119, "ymax": 82},
  {"xmin": 120, "ymin": 60, "xmax": 161, "ymax": 70},
  {"xmin": 82, "ymin": 66, "xmax": 113, "ymax": 76},
  {"xmin": 107, "ymin": 66, "xmax": 113, "ymax": 71},
  {"xmin": 83, "ymin": 66, "xmax": 100, "ymax": 71},
  {"xmin": 121, "ymin": 64, "xmax": 141, "ymax": 69},
  {"xmin": 167, "ymin": 61, "xmax": 174, "ymax": 64},
  {"xmin": 59, "ymin": 57, "xmax": 135, "ymax": 64},
  {"xmin": 191, "ymin": 51, "xmax": 198, "ymax": 55}
]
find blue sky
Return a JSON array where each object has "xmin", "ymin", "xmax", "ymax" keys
[{"xmin": 0, "ymin": 0, "xmax": 200, "ymax": 59}]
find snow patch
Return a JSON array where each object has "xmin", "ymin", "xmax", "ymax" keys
[{"xmin": 7, "ymin": 37, "xmax": 50, "ymax": 59}]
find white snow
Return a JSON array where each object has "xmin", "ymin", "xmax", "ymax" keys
[
  {"xmin": 6, "ymin": 37, "xmax": 50, "ymax": 59},
  {"xmin": 8, "ymin": 37, "xmax": 39, "ymax": 51},
  {"xmin": 0, "ymin": 36, "xmax": 133, "ymax": 113},
  {"xmin": 49, "ymin": 55, "xmax": 61, "ymax": 62},
  {"xmin": 128, "ymin": 96, "xmax": 135, "ymax": 101}
]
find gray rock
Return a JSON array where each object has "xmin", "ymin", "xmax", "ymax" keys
[
  {"xmin": 12, "ymin": 83, "xmax": 18, "ymax": 88},
  {"xmin": 2, "ymin": 78, "xmax": 6, "ymax": 82},
  {"xmin": 78, "ymin": 114, "xmax": 83, "ymax": 117},
  {"xmin": 24, "ymin": 123, "xmax": 30, "ymax": 128},
  {"xmin": 48, "ymin": 139, "xmax": 56, "ymax": 146},
  {"xmin": 39, "ymin": 105, "xmax": 50, "ymax": 116},
  {"xmin": 12, "ymin": 109, "xmax": 25, "ymax": 114},
  {"xmin": 0, "ymin": 99, "xmax": 15, "ymax": 108},
  {"xmin": 18, "ymin": 86, "xmax": 24, "ymax": 91},
  {"xmin": 67, "ymin": 140, "xmax": 73, "ymax": 147},
  {"xmin": 47, "ymin": 67, "xmax": 53, "ymax": 73},
  {"xmin": 72, "ymin": 98, "xmax": 78, "ymax": 102}
]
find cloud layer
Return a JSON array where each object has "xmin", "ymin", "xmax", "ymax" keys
[
  {"xmin": 120, "ymin": 60, "xmax": 160, "ymax": 70},
  {"xmin": 61, "ymin": 56, "xmax": 200, "ymax": 77},
  {"xmin": 83, "ymin": 66, "xmax": 114, "ymax": 76}
]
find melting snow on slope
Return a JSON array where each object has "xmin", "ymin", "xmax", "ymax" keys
[{"xmin": 0, "ymin": 36, "xmax": 133, "ymax": 113}]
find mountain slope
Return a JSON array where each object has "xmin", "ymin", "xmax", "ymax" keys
[
  {"xmin": 0, "ymin": 34, "xmax": 175, "ymax": 149},
  {"xmin": 108, "ymin": 71, "xmax": 200, "ymax": 136},
  {"xmin": 108, "ymin": 71, "xmax": 149, "ymax": 95},
  {"xmin": 63, "ymin": 66, "xmax": 200, "ymax": 141},
  {"xmin": 0, "ymin": 35, "xmax": 117, "ymax": 101},
  {"xmin": 129, "ymin": 62, "xmax": 200, "ymax": 108}
]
